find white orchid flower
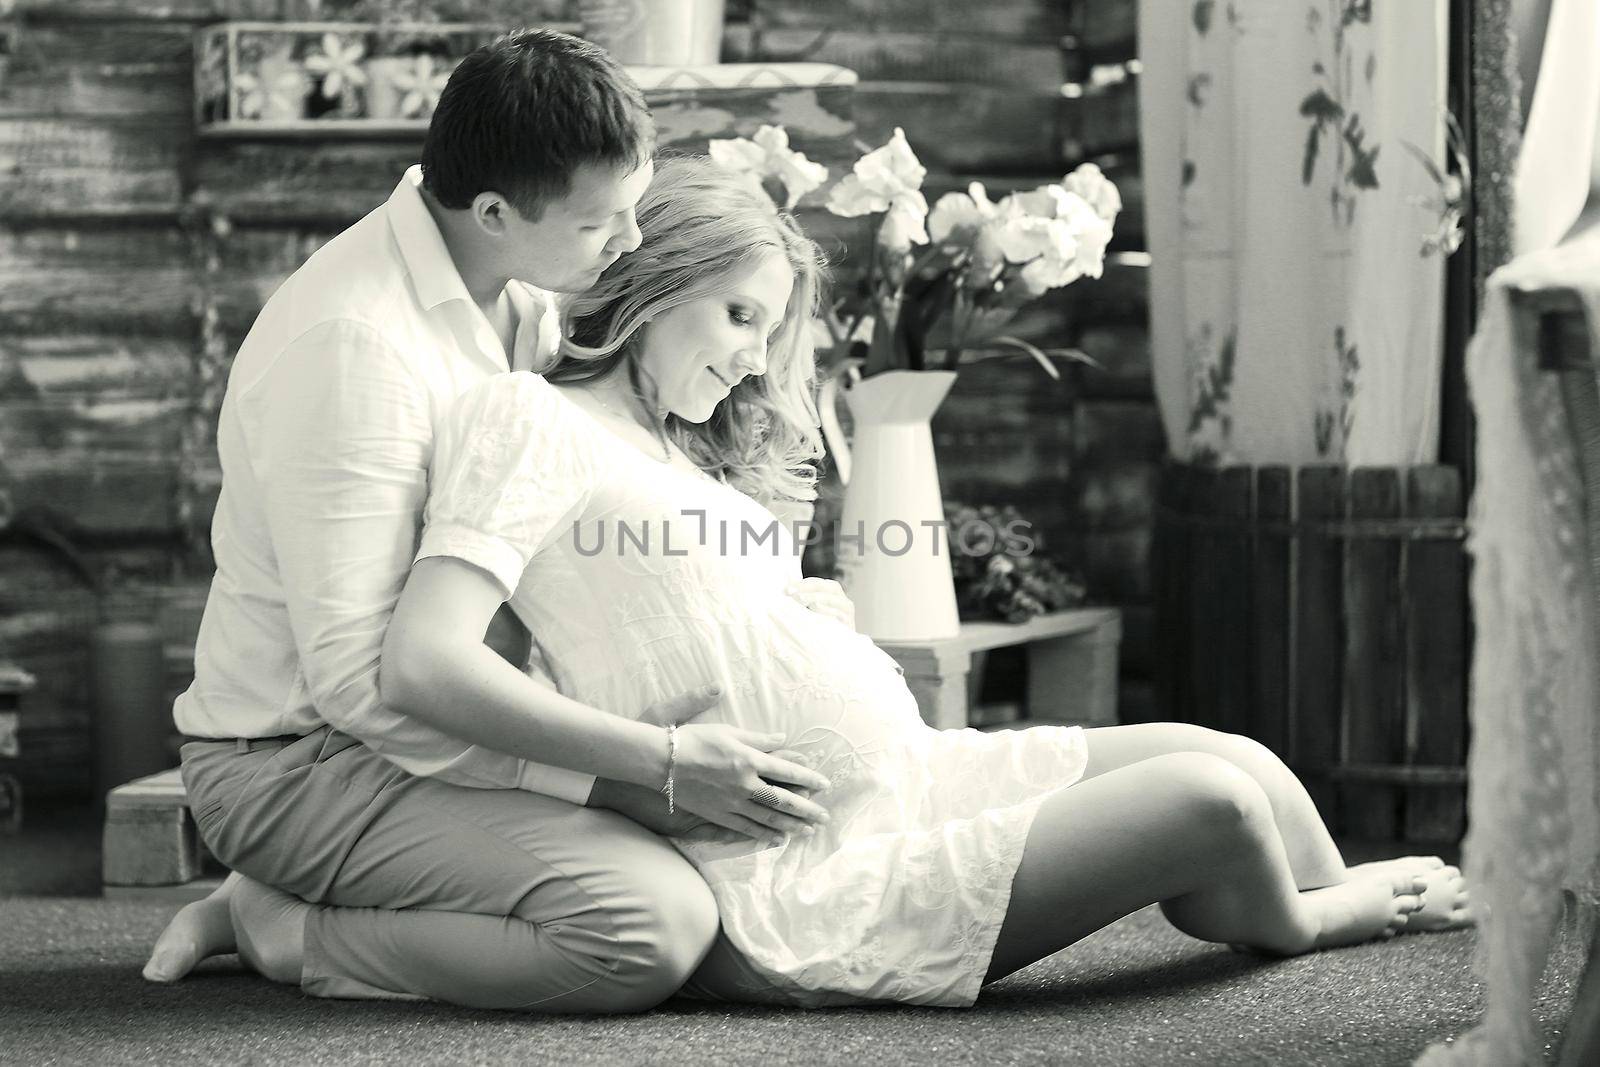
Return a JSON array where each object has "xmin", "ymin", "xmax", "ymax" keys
[
  {"xmin": 879, "ymin": 189, "xmax": 930, "ymax": 252},
  {"xmin": 826, "ymin": 127, "xmax": 927, "ymax": 217},
  {"xmin": 929, "ymin": 182, "xmax": 1008, "ymax": 276},
  {"xmin": 304, "ymin": 33, "xmax": 368, "ymax": 100},
  {"xmin": 708, "ymin": 124, "xmax": 828, "ymax": 209},
  {"xmin": 995, "ymin": 183, "xmax": 1113, "ymax": 293},
  {"xmin": 392, "ymin": 55, "xmax": 453, "ymax": 118},
  {"xmin": 1055, "ymin": 189, "xmax": 1114, "ymax": 278},
  {"xmin": 1061, "ymin": 162, "xmax": 1122, "ymax": 223},
  {"xmin": 928, "ymin": 182, "xmax": 998, "ymax": 244}
]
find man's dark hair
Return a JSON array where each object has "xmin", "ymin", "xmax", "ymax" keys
[{"xmin": 421, "ymin": 29, "xmax": 655, "ymax": 220}]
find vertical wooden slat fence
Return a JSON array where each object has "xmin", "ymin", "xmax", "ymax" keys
[{"xmin": 1154, "ymin": 461, "xmax": 1470, "ymax": 843}]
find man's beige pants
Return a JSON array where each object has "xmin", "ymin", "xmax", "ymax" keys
[{"xmin": 180, "ymin": 726, "xmax": 721, "ymax": 1011}]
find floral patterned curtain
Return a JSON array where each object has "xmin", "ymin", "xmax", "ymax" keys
[{"xmin": 1140, "ymin": 0, "xmax": 1451, "ymax": 466}]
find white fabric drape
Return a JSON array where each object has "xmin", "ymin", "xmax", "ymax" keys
[
  {"xmin": 1416, "ymin": 2, "xmax": 1600, "ymax": 1062},
  {"xmin": 1139, "ymin": 0, "xmax": 1449, "ymax": 466}
]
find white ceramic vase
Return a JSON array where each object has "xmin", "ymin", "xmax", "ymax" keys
[{"xmin": 819, "ymin": 368, "xmax": 961, "ymax": 642}]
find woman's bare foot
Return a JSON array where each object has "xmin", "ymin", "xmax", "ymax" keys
[
  {"xmin": 142, "ymin": 871, "xmax": 244, "ymax": 983},
  {"xmin": 1348, "ymin": 856, "xmax": 1473, "ymax": 932},
  {"xmin": 229, "ymin": 876, "xmax": 310, "ymax": 986},
  {"xmin": 1348, "ymin": 855, "xmax": 1446, "ymax": 881},
  {"xmin": 1307, "ymin": 870, "xmax": 1428, "ymax": 950},
  {"xmin": 1233, "ymin": 870, "xmax": 1426, "ymax": 957},
  {"xmin": 1401, "ymin": 863, "xmax": 1474, "ymax": 932}
]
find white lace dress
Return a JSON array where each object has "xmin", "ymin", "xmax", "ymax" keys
[{"xmin": 416, "ymin": 373, "xmax": 1090, "ymax": 1008}]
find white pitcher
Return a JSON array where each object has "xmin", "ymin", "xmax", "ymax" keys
[{"xmin": 818, "ymin": 365, "xmax": 961, "ymax": 642}]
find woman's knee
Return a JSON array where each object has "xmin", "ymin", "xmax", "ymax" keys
[{"xmin": 1149, "ymin": 751, "xmax": 1276, "ymax": 850}]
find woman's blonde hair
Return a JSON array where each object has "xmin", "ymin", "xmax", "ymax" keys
[{"xmin": 531, "ymin": 154, "xmax": 827, "ymax": 520}]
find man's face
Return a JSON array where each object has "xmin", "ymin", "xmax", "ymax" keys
[{"xmin": 503, "ymin": 159, "xmax": 653, "ymax": 294}]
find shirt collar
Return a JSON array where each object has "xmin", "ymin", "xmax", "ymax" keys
[{"xmin": 386, "ymin": 164, "xmax": 477, "ymax": 312}]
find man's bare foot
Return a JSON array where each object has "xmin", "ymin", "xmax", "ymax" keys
[
  {"xmin": 142, "ymin": 871, "xmax": 244, "ymax": 983},
  {"xmin": 229, "ymin": 876, "xmax": 310, "ymax": 986}
]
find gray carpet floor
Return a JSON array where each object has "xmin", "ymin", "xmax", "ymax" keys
[
  {"xmin": 3, "ymin": 895, "xmax": 1589, "ymax": 1065},
  {"xmin": 0, "ymin": 807, "xmax": 1586, "ymax": 1065}
]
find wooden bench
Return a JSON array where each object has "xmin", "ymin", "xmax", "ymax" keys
[
  {"xmin": 103, "ymin": 768, "xmax": 222, "ymax": 903},
  {"xmin": 875, "ymin": 607, "xmax": 1123, "ymax": 731}
]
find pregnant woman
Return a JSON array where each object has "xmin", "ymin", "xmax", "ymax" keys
[{"xmin": 232, "ymin": 156, "xmax": 1474, "ymax": 1009}]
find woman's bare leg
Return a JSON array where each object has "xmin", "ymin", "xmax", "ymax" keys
[
  {"xmin": 984, "ymin": 751, "xmax": 1425, "ymax": 983},
  {"xmin": 1079, "ymin": 724, "xmax": 1348, "ymax": 889}
]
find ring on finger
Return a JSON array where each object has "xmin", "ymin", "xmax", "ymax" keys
[{"xmin": 750, "ymin": 784, "xmax": 786, "ymax": 810}]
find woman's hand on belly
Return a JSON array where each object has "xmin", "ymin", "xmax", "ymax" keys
[{"xmin": 785, "ymin": 578, "xmax": 856, "ymax": 631}]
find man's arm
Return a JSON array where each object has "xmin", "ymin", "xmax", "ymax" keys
[{"xmin": 248, "ymin": 319, "xmax": 594, "ymax": 802}]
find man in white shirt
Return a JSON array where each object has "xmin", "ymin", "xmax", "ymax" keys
[{"xmin": 138, "ymin": 30, "xmax": 772, "ymax": 1013}]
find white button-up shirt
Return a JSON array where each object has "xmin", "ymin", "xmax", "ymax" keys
[{"xmin": 174, "ymin": 165, "xmax": 595, "ymax": 805}]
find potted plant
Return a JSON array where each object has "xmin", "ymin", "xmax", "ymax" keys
[{"xmin": 709, "ymin": 124, "xmax": 1120, "ymax": 640}]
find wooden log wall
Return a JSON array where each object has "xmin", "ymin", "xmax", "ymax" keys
[{"xmin": 0, "ymin": 0, "xmax": 1159, "ymax": 800}]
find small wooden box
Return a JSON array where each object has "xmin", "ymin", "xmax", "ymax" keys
[{"xmin": 103, "ymin": 768, "xmax": 205, "ymax": 896}]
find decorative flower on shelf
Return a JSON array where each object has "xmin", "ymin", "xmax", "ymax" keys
[
  {"xmin": 708, "ymin": 124, "xmax": 830, "ymax": 210},
  {"xmin": 303, "ymin": 32, "xmax": 368, "ymax": 102},
  {"xmin": 389, "ymin": 54, "xmax": 452, "ymax": 118},
  {"xmin": 233, "ymin": 54, "xmax": 308, "ymax": 121}
]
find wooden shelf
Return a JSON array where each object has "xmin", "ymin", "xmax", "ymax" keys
[{"xmin": 875, "ymin": 607, "xmax": 1122, "ymax": 731}]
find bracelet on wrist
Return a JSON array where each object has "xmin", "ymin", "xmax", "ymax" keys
[{"xmin": 661, "ymin": 723, "xmax": 677, "ymax": 815}]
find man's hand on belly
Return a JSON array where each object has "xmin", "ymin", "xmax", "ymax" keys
[{"xmin": 785, "ymin": 578, "xmax": 856, "ymax": 631}]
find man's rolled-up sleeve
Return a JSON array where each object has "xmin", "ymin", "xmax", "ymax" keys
[{"xmin": 248, "ymin": 319, "xmax": 595, "ymax": 804}]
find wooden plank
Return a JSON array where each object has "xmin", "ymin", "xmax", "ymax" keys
[
  {"xmin": 1071, "ymin": 399, "xmax": 1166, "ymax": 464},
  {"xmin": 1070, "ymin": 459, "xmax": 1158, "ymax": 531},
  {"xmin": 1152, "ymin": 462, "xmax": 1189, "ymax": 723},
  {"xmin": 0, "ymin": 333, "xmax": 194, "ymax": 399},
  {"xmin": 1074, "ymin": 322, "xmax": 1151, "ymax": 392},
  {"xmin": 1251, "ymin": 466, "xmax": 1291, "ymax": 757},
  {"xmin": 734, "ymin": 30, "xmax": 1066, "ymax": 92},
  {"xmin": 2, "ymin": 452, "xmax": 220, "ymax": 536},
  {"xmin": 1065, "ymin": 0, "xmax": 1139, "ymax": 54},
  {"xmin": 754, "ymin": 0, "xmax": 1072, "ymax": 37},
  {"xmin": 1402, "ymin": 466, "xmax": 1467, "ymax": 843},
  {"xmin": 1294, "ymin": 466, "xmax": 1344, "ymax": 825},
  {"xmin": 16, "ymin": 0, "xmax": 320, "ymax": 19},
  {"xmin": 0, "ymin": 23, "xmax": 192, "ymax": 119},
  {"xmin": 1185, "ymin": 465, "xmax": 1225, "ymax": 730},
  {"xmin": 0, "ymin": 394, "xmax": 191, "ymax": 456},
  {"xmin": 1215, "ymin": 468, "xmax": 1253, "ymax": 739},
  {"xmin": 854, "ymin": 83, "xmax": 1061, "ymax": 173},
  {"xmin": 1340, "ymin": 467, "xmax": 1405, "ymax": 840},
  {"xmin": 1048, "ymin": 258, "xmax": 1149, "ymax": 327},
  {"xmin": 1063, "ymin": 77, "xmax": 1139, "ymax": 159},
  {"xmin": 0, "ymin": 117, "xmax": 188, "ymax": 217},
  {"xmin": 0, "ymin": 225, "xmax": 194, "ymax": 332}
]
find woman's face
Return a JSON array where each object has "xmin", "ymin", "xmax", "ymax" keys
[{"xmin": 638, "ymin": 250, "xmax": 795, "ymax": 424}]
